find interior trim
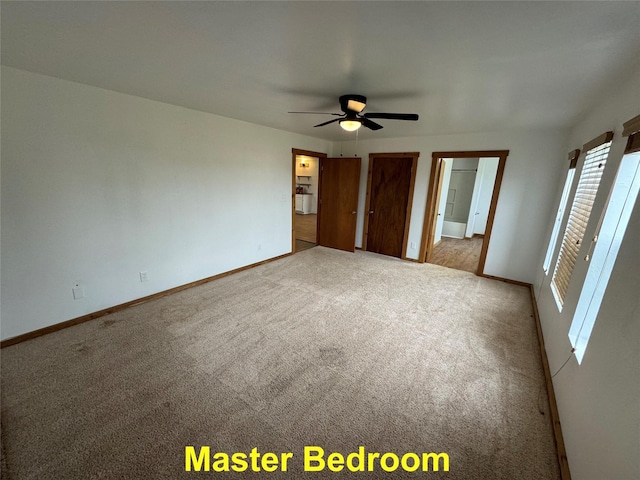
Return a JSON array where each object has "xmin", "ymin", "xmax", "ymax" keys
[
  {"xmin": 568, "ymin": 149, "xmax": 581, "ymax": 169},
  {"xmin": 582, "ymin": 131, "xmax": 613, "ymax": 153},
  {"xmin": 0, "ymin": 252, "xmax": 292, "ymax": 348},
  {"xmin": 622, "ymin": 114, "xmax": 640, "ymax": 137},
  {"xmin": 530, "ymin": 286, "xmax": 573, "ymax": 480},
  {"xmin": 625, "ymin": 133, "xmax": 640, "ymax": 154},
  {"xmin": 478, "ymin": 273, "xmax": 531, "ymax": 287}
]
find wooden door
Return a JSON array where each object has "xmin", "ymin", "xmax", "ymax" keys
[
  {"xmin": 427, "ymin": 158, "xmax": 447, "ymax": 261},
  {"xmin": 317, "ymin": 157, "xmax": 361, "ymax": 252},
  {"xmin": 365, "ymin": 156, "xmax": 414, "ymax": 258}
]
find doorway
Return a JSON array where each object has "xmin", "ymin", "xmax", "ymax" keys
[
  {"xmin": 363, "ymin": 152, "xmax": 419, "ymax": 259},
  {"xmin": 292, "ymin": 148, "xmax": 327, "ymax": 254},
  {"xmin": 420, "ymin": 150, "xmax": 508, "ymax": 275},
  {"xmin": 294, "ymin": 154, "xmax": 320, "ymax": 252}
]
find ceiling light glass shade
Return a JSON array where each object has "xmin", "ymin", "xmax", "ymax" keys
[{"xmin": 340, "ymin": 119, "xmax": 362, "ymax": 131}]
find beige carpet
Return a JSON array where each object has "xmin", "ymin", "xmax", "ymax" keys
[{"xmin": 1, "ymin": 247, "xmax": 559, "ymax": 479}]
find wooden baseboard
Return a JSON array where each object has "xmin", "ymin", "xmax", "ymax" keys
[
  {"xmin": 403, "ymin": 257, "xmax": 422, "ymax": 263},
  {"xmin": 478, "ymin": 273, "xmax": 531, "ymax": 287},
  {"xmin": 529, "ymin": 286, "xmax": 572, "ymax": 480},
  {"xmin": 1, "ymin": 252, "xmax": 292, "ymax": 348}
]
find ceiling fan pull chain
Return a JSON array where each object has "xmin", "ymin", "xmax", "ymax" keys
[{"xmin": 355, "ymin": 128, "xmax": 359, "ymax": 156}]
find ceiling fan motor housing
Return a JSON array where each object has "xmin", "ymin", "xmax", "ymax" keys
[{"xmin": 339, "ymin": 94, "xmax": 367, "ymax": 113}]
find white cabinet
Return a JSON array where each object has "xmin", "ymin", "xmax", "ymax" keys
[{"xmin": 295, "ymin": 194, "xmax": 312, "ymax": 214}]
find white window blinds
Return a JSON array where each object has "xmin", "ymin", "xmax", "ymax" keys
[
  {"xmin": 542, "ymin": 149, "xmax": 580, "ymax": 275},
  {"xmin": 551, "ymin": 135, "xmax": 612, "ymax": 307}
]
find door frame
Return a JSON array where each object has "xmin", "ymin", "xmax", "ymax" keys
[
  {"xmin": 362, "ymin": 152, "xmax": 419, "ymax": 259},
  {"xmin": 419, "ymin": 150, "xmax": 509, "ymax": 275},
  {"xmin": 291, "ymin": 148, "xmax": 327, "ymax": 254}
]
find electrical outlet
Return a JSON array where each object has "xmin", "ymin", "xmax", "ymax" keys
[
  {"xmin": 139, "ymin": 271, "xmax": 149, "ymax": 282},
  {"xmin": 72, "ymin": 284, "xmax": 84, "ymax": 300},
  {"xmin": 257, "ymin": 244, "xmax": 262, "ymax": 251},
  {"xmin": 410, "ymin": 242, "xmax": 417, "ymax": 249}
]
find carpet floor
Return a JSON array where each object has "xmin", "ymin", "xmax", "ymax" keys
[{"xmin": 1, "ymin": 247, "xmax": 559, "ymax": 479}]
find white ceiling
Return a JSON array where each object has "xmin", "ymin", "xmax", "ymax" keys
[{"xmin": 2, "ymin": 1, "xmax": 639, "ymax": 141}]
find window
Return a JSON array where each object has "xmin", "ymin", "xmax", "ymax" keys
[
  {"xmin": 569, "ymin": 116, "xmax": 640, "ymax": 363},
  {"xmin": 543, "ymin": 149, "xmax": 579, "ymax": 274},
  {"xmin": 569, "ymin": 151, "xmax": 640, "ymax": 363},
  {"xmin": 551, "ymin": 132, "xmax": 613, "ymax": 309}
]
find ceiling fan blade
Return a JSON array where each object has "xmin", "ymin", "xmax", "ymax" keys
[
  {"xmin": 361, "ymin": 117, "xmax": 383, "ymax": 131},
  {"xmin": 363, "ymin": 113, "xmax": 419, "ymax": 121},
  {"xmin": 288, "ymin": 111, "xmax": 342, "ymax": 115},
  {"xmin": 314, "ymin": 118, "xmax": 342, "ymax": 128}
]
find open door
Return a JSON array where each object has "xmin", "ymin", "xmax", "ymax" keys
[
  {"xmin": 426, "ymin": 158, "xmax": 447, "ymax": 262},
  {"xmin": 317, "ymin": 157, "xmax": 361, "ymax": 252}
]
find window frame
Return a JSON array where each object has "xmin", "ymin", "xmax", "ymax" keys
[
  {"xmin": 569, "ymin": 148, "xmax": 640, "ymax": 363},
  {"xmin": 550, "ymin": 132, "xmax": 613, "ymax": 309},
  {"xmin": 543, "ymin": 149, "xmax": 580, "ymax": 275},
  {"xmin": 564, "ymin": 115, "xmax": 640, "ymax": 363}
]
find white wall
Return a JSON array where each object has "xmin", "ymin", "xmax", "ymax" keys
[
  {"xmin": 333, "ymin": 126, "xmax": 568, "ymax": 283},
  {"xmin": 534, "ymin": 65, "xmax": 640, "ymax": 480},
  {"xmin": 441, "ymin": 221, "xmax": 466, "ymax": 239},
  {"xmin": 451, "ymin": 157, "xmax": 479, "ymax": 170},
  {"xmin": 0, "ymin": 67, "xmax": 331, "ymax": 340}
]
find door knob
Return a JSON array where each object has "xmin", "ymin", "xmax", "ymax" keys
[
  {"xmin": 351, "ymin": 211, "xmax": 357, "ymax": 214},
  {"xmin": 369, "ymin": 210, "xmax": 374, "ymax": 214}
]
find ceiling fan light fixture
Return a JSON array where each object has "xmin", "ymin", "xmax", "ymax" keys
[{"xmin": 340, "ymin": 119, "xmax": 362, "ymax": 131}]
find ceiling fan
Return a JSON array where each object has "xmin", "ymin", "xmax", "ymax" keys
[{"xmin": 289, "ymin": 94, "xmax": 419, "ymax": 132}]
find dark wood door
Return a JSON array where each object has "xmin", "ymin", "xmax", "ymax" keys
[
  {"xmin": 317, "ymin": 157, "xmax": 361, "ymax": 252},
  {"xmin": 366, "ymin": 157, "xmax": 413, "ymax": 257}
]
